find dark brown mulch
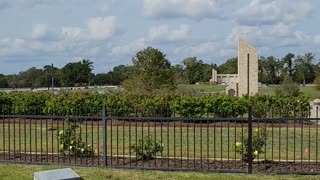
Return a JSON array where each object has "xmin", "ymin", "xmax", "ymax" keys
[
  {"xmin": 0, "ymin": 153, "xmax": 319, "ymax": 174},
  {"xmin": 0, "ymin": 118, "xmax": 316, "ymax": 128}
]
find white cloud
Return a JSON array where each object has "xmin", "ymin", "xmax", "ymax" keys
[
  {"xmin": 62, "ymin": 27, "xmax": 84, "ymax": 41},
  {"xmin": 0, "ymin": 0, "xmax": 56, "ymax": 10},
  {"xmin": 226, "ymin": 23, "xmax": 311, "ymax": 48},
  {"xmin": 111, "ymin": 38, "xmax": 146, "ymax": 57},
  {"xmin": 148, "ymin": 24, "xmax": 190, "ymax": 43},
  {"xmin": 235, "ymin": 0, "xmax": 313, "ymax": 26},
  {"xmin": 315, "ymin": 35, "xmax": 320, "ymax": 45},
  {"xmin": 0, "ymin": 38, "xmax": 30, "ymax": 56},
  {"xmin": 31, "ymin": 24, "xmax": 47, "ymax": 39},
  {"xmin": 101, "ymin": 0, "xmax": 114, "ymax": 14},
  {"xmin": 62, "ymin": 16, "xmax": 118, "ymax": 41},
  {"xmin": 87, "ymin": 16, "xmax": 117, "ymax": 40},
  {"xmin": 174, "ymin": 41, "xmax": 219, "ymax": 56},
  {"xmin": 144, "ymin": 0, "xmax": 230, "ymax": 20}
]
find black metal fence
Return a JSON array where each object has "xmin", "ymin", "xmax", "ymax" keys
[{"xmin": 0, "ymin": 105, "xmax": 320, "ymax": 174}]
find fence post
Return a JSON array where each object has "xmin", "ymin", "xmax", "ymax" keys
[
  {"xmin": 247, "ymin": 105, "xmax": 253, "ymax": 174},
  {"xmin": 102, "ymin": 105, "xmax": 107, "ymax": 167}
]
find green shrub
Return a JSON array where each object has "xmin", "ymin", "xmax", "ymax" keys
[
  {"xmin": 130, "ymin": 136, "xmax": 164, "ymax": 160},
  {"xmin": 315, "ymin": 75, "xmax": 320, "ymax": 90},
  {"xmin": 274, "ymin": 75, "xmax": 300, "ymax": 97},
  {"xmin": 0, "ymin": 91, "xmax": 311, "ymax": 118},
  {"xmin": 235, "ymin": 128, "xmax": 268, "ymax": 162},
  {"xmin": 57, "ymin": 123, "xmax": 94, "ymax": 157}
]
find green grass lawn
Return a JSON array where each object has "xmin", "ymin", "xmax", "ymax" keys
[
  {"xmin": 258, "ymin": 85, "xmax": 320, "ymax": 99},
  {"xmin": 177, "ymin": 84, "xmax": 227, "ymax": 93},
  {"xmin": 0, "ymin": 163, "xmax": 319, "ymax": 180},
  {"xmin": 178, "ymin": 84, "xmax": 320, "ymax": 99},
  {"xmin": 1, "ymin": 122, "xmax": 319, "ymax": 161}
]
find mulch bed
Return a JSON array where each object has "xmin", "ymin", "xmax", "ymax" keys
[
  {"xmin": 0, "ymin": 153, "xmax": 319, "ymax": 174},
  {"xmin": 0, "ymin": 118, "xmax": 316, "ymax": 128}
]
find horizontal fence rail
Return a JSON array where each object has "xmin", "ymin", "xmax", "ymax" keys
[{"xmin": 0, "ymin": 105, "xmax": 319, "ymax": 175}]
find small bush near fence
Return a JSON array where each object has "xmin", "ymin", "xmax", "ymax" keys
[
  {"xmin": 58, "ymin": 122, "xmax": 94, "ymax": 158},
  {"xmin": 235, "ymin": 128, "xmax": 268, "ymax": 162},
  {"xmin": 130, "ymin": 136, "xmax": 164, "ymax": 160}
]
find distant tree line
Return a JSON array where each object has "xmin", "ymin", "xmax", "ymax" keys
[{"xmin": 0, "ymin": 47, "xmax": 319, "ymax": 89}]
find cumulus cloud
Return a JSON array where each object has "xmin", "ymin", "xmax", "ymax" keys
[
  {"xmin": 87, "ymin": 16, "xmax": 117, "ymax": 40},
  {"xmin": 0, "ymin": 38, "xmax": 28, "ymax": 56},
  {"xmin": 0, "ymin": 37, "xmax": 70, "ymax": 57},
  {"xmin": 226, "ymin": 23, "xmax": 311, "ymax": 48},
  {"xmin": 31, "ymin": 24, "xmax": 48, "ymax": 39},
  {"xmin": 62, "ymin": 27, "xmax": 84, "ymax": 41},
  {"xmin": 111, "ymin": 38, "xmax": 146, "ymax": 57},
  {"xmin": 62, "ymin": 16, "xmax": 118, "ymax": 41},
  {"xmin": 144, "ymin": 0, "xmax": 231, "ymax": 20},
  {"xmin": 174, "ymin": 41, "xmax": 219, "ymax": 56},
  {"xmin": 235, "ymin": 0, "xmax": 313, "ymax": 26},
  {"xmin": 315, "ymin": 35, "xmax": 320, "ymax": 45},
  {"xmin": 0, "ymin": 0, "xmax": 56, "ymax": 10},
  {"xmin": 148, "ymin": 24, "xmax": 190, "ymax": 43}
]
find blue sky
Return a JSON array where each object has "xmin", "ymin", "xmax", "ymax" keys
[{"xmin": 0, "ymin": 0, "xmax": 320, "ymax": 75}]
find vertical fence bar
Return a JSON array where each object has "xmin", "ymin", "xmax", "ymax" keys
[
  {"xmin": 200, "ymin": 120, "xmax": 203, "ymax": 169},
  {"xmin": 116, "ymin": 119, "xmax": 119, "ymax": 165},
  {"xmin": 279, "ymin": 109, "xmax": 282, "ymax": 171},
  {"xmin": 300, "ymin": 110, "xmax": 304, "ymax": 171},
  {"xmin": 29, "ymin": 116, "xmax": 32, "ymax": 162},
  {"xmin": 19, "ymin": 109, "xmax": 21, "ymax": 162},
  {"xmin": 186, "ymin": 118, "xmax": 189, "ymax": 168},
  {"xmin": 227, "ymin": 119, "xmax": 230, "ymax": 169},
  {"xmin": 247, "ymin": 105, "xmax": 253, "ymax": 174},
  {"xmin": 308, "ymin": 108, "xmax": 311, "ymax": 172},
  {"xmin": 2, "ymin": 107, "xmax": 5, "ymax": 161},
  {"xmin": 40, "ymin": 111, "xmax": 43, "ymax": 163},
  {"xmin": 180, "ymin": 119, "xmax": 182, "ymax": 168},
  {"xmin": 8, "ymin": 107, "xmax": 11, "ymax": 162},
  {"xmin": 129, "ymin": 117, "xmax": 132, "ymax": 167},
  {"xmin": 23, "ymin": 116, "xmax": 26, "ymax": 162},
  {"xmin": 97, "ymin": 107, "xmax": 100, "ymax": 166},
  {"xmin": 207, "ymin": 119, "xmax": 209, "ymax": 170},
  {"xmin": 316, "ymin": 106, "xmax": 319, "ymax": 172},
  {"xmin": 51, "ymin": 114, "xmax": 54, "ymax": 163},
  {"xmin": 173, "ymin": 118, "xmax": 176, "ymax": 167},
  {"xmin": 34, "ymin": 108, "xmax": 37, "ymax": 163},
  {"xmin": 102, "ymin": 105, "xmax": 107, "ymax": 167},
  {"xmin": 160, "ymin": 119, "xmax": 163, "ymax": 167},
  {"xmin": 220, "ymin": 117, "xmax": 223, "ymax": 169},
  {"xmin": 13, "ymin": 109, "xmax": 16, "ymax": 163},
  {"xmin": 293, "ymin": 110, "xmax": 296, "ymax": 170}
]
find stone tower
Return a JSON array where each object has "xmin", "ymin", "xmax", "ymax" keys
[{"xmin": 237, "ymin": 38, "xmax": 258, "ymax": 96}]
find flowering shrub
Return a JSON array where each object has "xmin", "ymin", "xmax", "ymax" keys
[
  {"xmin": 130, "ymin": 135, "xmax": 164, "ymax": 160},
  {"xmin": 235, "ymin": 128, "xmax": 268, "ymax": 162},
  {"xmin": 58, "ymin": 124, "xmax": 94, "ymax": 157}
]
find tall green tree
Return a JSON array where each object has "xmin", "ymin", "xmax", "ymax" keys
[
  {"xmin": 182, "ymin": 57, "xmax": 206, "ymax": 84},
  {"xmin": 293, "ymin": 53, "xmax": 315, "ymax": 85},
  {"xmin": 217, "ymin": 57, "xmax": 237, "ymax": 74},
  {"xmin": 60, "ymin": 59, "xmax": 94, "ymax": 87},
  {"xmin": 15, "ymin": 67, "xmax": 43, "ymax": 88},
  {"xmin": 0, "ymin": 74, "xmax": 9, "ymax": 88},
  {"xmin": 123, "ymin": 47, "xmax": 176, "ymax": 93},
  {"xmin": 92, "ymin": 73, "xmax": 110, "ymax": 85},
  {"xmin": 172, "ymin": 64, "xmax": 186, "ymax": 85},
  {"xmin": 109, "ymin": 65, "xmax": 131, "ymax": 85},
  {"xmin": 258, "ymin": 56, "xmax": 281, "ymax": 84},
  {"xmin": 281, "ymin": 53, "xmax": 295, "ymax": 77}
]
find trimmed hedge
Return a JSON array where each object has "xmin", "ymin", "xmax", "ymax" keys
[{"xmin": 0, "ymin": 92, "xmax": 311, "ymax": 118}]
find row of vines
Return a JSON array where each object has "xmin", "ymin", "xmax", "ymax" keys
[{"xmin": 0, "ymin": 92, "xmax": 311, "ymax": 118}]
